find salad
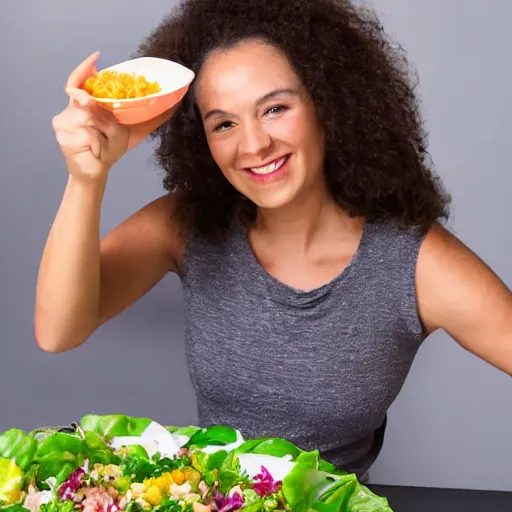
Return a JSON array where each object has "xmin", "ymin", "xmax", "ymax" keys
[{"xmin": 0, "ymin": 415, "xmax": 393, "ymax": 512}]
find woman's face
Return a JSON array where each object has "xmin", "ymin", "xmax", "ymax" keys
[{"xmin": 195, "ymin": 39, "xmax": 326, "ymax": 211}]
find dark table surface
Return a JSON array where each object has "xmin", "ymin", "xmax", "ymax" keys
[{"xmin": 368, "ymin": 484, "xmax": 512, "ymax": 512}]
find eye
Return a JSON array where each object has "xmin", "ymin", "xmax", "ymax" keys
[
  {"xmin": 265, "ymin": 105, "xmax": 289, "ymax": 116},
  {"xmin": 214, "ymin": 120, "xmax": 234, "ymax": 133}
]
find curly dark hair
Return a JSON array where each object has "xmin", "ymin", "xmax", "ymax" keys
[{"xmin": 134, "ymin": 0, "xmax": 451, "ymax": 241}]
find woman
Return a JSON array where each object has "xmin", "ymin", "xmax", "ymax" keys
[{"xmin": 36, "ymin": 0, "xmax": 512, "ymax": 479}]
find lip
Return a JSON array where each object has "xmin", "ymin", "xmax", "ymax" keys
[
  {"xmin": 244, "ymin": 154, "xmax": 292, "ymax": 182},
  {"xmin": 243, "ymin": 154, "xmax": 290, "ymax": 171}
]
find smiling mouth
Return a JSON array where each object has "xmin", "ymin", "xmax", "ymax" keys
[{"xmin": 245, "ymin": 154, "xmax": 291, "ymax": 175}]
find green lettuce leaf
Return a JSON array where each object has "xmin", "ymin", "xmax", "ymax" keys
[
  {"xmin": 0, "ymin": 505, "xmax": 31, "ymax": 512},
  {"xmin": 151, "ymin": 498, "xmax": 182, "ymax": 512},
  {"xmin": 40, "ymin": 498, "xmax": 75, "ymax": 512},
  {"xmin": 185, "ymin": 426, "xmax": 237, "ymax": 448},
  {"xmin": 35, "ymin": 433, "xmax": 83, "ymax": 458},
  {"xmin": 0, "ymin": 430, "xmax": 38, "ymax": 471},
  {"xmin": 240, "ymin": 489, "xmax": 265, "ymax": 512},
  {"xmin": 206, "ymin": 450, "xmax": 229, "ymax": 470},
  {"xmin": 121, "ymin": 452, "xmax": 186, "ymax": 483},
  {"xmin": 165, "ymin": 426, "xmax": 201, "ymax": 437},
  {"xmin": 235, "ymin": 438, "xmax": 302, "ymax": 460},
  {"xmin": 346, "ymin": 484, "xmax": 393, "ymax": 512},
  {"xmin": 189, "ymin": 450, "xmax": 251, "ymax": 495},
  {"xmin": 83, "ymin": 431, "xmax": 120, "ymax": 465},
  {"xmin": 216, "ymin": 451, "xmax": 251, "ymax": 495},
  {"xmin": 234, "ymin": 437, "xmax": 340, "ymax": 476},
  {"xmin": 282, "ymin": 452, "xmax": 329, "ymax": 511},
  {"xmin": 282, "ymin": 451, "xmax": 376, "ymax": 512},
  {"xmin": 29, "ymin": 433, "xmax": 85, "ymax": 484},
  {"xmin": 190, "ymin": 451, "xmax": 208, "ymax": 475},
  {"xmin": 79, "ymin": 415, "xmax": 152, "ymax": 438}
]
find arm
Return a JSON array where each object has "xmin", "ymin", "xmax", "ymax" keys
[
  {"xmin": 97, "ymin": 192, "xmax": 184, "ymax": 327},
  {"xmin": 34, "ymin": 181, "xmax": 183, "ymax": 353},
  {"xmin": 416, "ymin": 224, "xmax": 512, "ymax": 375},
  {"xmin": 36, "ymin": 51, "xmax": 183, "ymax": 353}
]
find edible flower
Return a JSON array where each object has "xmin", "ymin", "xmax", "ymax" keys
[
  {"xmin": 252, "ymin": 466, "xmax": 282, "ymax": 497},
  {"xmin": 58, "ymin": 467, "xmax": 85, "ymax": 500},
  {"xmin": 213, "ymin": 489, "xmax": 244, "ymax": 512}
]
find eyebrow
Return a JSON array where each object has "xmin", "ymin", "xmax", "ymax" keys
[{"xmin": 202, "ymin": 88, "xmax": 299, "ymax": 122}]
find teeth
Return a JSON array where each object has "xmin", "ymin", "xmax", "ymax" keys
[{"xmin": 249, "ymin": 157, "xmax": 286, "ymax": 175}]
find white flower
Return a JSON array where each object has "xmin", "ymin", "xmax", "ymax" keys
[{"xmin": 170, "ymin": 482, "xmax": 192, "ymax": 498}]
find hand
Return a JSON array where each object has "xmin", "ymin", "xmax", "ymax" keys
[{"xmin": 52, "ymin": 51, "xmax": 176, "ymax": 182}]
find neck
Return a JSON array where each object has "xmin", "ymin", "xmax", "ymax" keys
[{"xmin": 253, "ymin": 181, "xmax": 353, "ymax": 252}]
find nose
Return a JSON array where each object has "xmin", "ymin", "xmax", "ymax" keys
[{"xmin": 238, "ymin": 120, "xmax": 272, "ymax": 156}]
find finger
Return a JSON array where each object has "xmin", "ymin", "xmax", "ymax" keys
[
  {"xmin": 80, "ymin": 104, "xmax": 124, "ymax": 139},
  {"xmin": 68, "ymin": 101, "xmax": 116, "ymax": 132},
  {"xmin": 53, "ymin": 103, "xmax": 111, "ymax": 135},
  {"xmin": 86, "ymin": 126, "xmax": 108, "ymax": 159},
  {"xmin": 65, "ymin": 86, "xmax": 95, "ymax": 109},
  {"xmin": 65, "ymin": 51, "xmax": 100, "ymax": 89},
  {"xmin": 56, "ymin": 126, "xmax": 107, "ymax": 159}
]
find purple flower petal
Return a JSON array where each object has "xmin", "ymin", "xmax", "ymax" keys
[
  {"xmin": 229, "ymin": 493, "xmax": 244, "ymax": 509},
  {"xmin": 58, "ymin": 467, "xmax": 85, "ymax": 500},
  {"xmin": 252, "ymin": 466, "xmax": 282, "ymax": 497},
  {"xmin": 215, "ymin": 490, "xmax": 244, "ymax": 512}
]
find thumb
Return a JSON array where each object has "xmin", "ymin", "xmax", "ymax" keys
[{"xmin": 66, "ymin": 51, "xmax": 100, "ymax": 89}]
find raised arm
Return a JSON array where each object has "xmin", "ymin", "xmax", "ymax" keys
[{"xmin": 35, "ymin": 52, "xmax": 182, "ymax": 352}]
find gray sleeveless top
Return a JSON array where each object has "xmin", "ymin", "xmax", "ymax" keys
[{"xmin": 180, "ymin": 218, "xmax": 427, "ymax": 477}]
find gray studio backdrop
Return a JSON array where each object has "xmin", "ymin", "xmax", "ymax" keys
[{"xmin": 1, "ymin": 0, "xmax": 511, "ymax": 493}]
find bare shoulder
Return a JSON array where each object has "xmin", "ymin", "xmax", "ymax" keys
[{"xmin": 416, "ymin": 223, "xmax": 512, "ymax": 374}]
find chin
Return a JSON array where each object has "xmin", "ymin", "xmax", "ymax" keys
[{"xmin": 242, "ymin": 187, "xmax": 301, "ymax": 211}]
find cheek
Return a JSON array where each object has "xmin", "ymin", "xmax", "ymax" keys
[
  {"xmin": 205, "ymin": 137, "xmax": 233, "ymax": 171},
  {"xmin": 270, "ymin": 112, "xmax": 318, "ymax": 149},
  {"xmin": 205, "ymin": 138, "xmax": 245, "ymax": 187}
]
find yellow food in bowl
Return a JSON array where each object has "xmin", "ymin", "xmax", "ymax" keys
[{"xmin": 84, "ymin": 70, "xmax": 162, "ymax": 99}]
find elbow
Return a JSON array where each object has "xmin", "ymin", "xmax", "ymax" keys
[
  {"xmin": 36, "ymin": 342, "xmax": 65, "ymax": 354},
  {"xmin": 33, "ymin": 303, "xmax": 68, "ymax": 352},
  {"xmin": 33, "ymin": 318, "xmax": 90, "ymax": 354},
  {"xmin": 34, "ymin": 328, "xmax": 73, "ymax": 353},
  {"xmin": 33, "ymin": 301, "xmax": 98, "ymax": 352}
]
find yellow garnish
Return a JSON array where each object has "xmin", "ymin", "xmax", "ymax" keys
[
  {"xmin": 144, "ymin": 485, "xmax": 163, "ymax": 506},
  {"xmin": 84, "ymin": 70, "xmax": 161, "ymax": 100},
  {"xmin": 143, "ymin": 472, "xmax": 174, "ymax": 493},
  {"xmin": 183, "ymin": 468, "xmax": 201, "ymax": 488},
  {"xmin": 0, "ymin": 458, "xmax": 23, "ymax": 505},
  {"xmin": 171, "ymin": 469, "xmax": 185, "ymax": 485}
]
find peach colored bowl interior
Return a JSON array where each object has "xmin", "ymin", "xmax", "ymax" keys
[{"xmin": 89, "ymin": 57, "xmax": 195, "ymax": 125}]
